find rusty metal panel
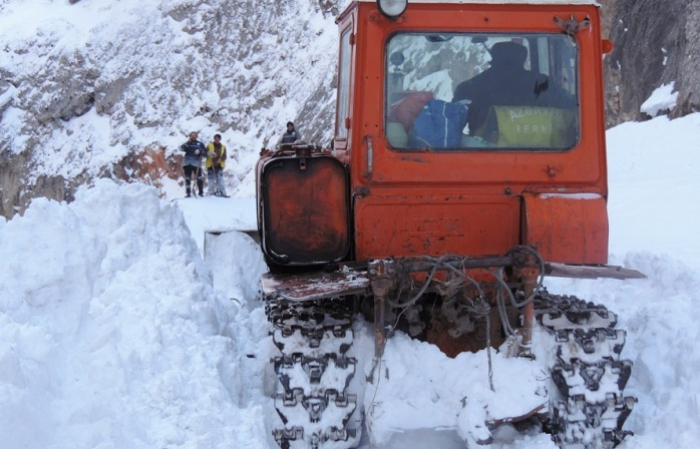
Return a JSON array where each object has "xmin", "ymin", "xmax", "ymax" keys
[
  {"xmin": 262, "ymin": 156, "xmax": 350, "ymax": 265},
  {"xmin": 262, "ymin": 270, "xmax": 369, "ymax": 302},
  {"xmin": 523, "ymin": 193, "xmax": 608, "ymax": 264},
  {"xmin": 355, "ymin": 195, "xmax": 520, "ymax": 260}
]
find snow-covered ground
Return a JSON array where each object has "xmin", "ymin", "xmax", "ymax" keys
[{"xmin": 1, "ymin": 112, "xmax": 699, "ymax": 448}]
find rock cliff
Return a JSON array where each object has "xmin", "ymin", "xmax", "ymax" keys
[
  {"xmin": 0, "ymin": 0, "xmax": 341, "ymax": 217},
  {"xmin": 603, "ymin": 0, "xmax": 700, "ymax": 126}
]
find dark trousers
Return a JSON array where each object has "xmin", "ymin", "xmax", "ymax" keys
[{"xmin": 183, "ymin": 165, "xmax": 204, "ymax": 196}]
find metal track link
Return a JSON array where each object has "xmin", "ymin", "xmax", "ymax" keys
[
  {"xmin": 267, "ymin": 299, "xmax": 359, "ymax": 449},
  {"xmin": 535, "ymin": 291, "xmax": 636, "ymax": 449}
]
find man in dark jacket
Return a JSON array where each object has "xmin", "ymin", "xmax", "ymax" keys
[
  {"xmin": 276, "ymin": 121, "xmax": 302, "ymax": 148},
  {"xmin": 180, "ymin": 131, "xmax": 206, "ymax": 197},
  {"xmin": 453, "ymin": 41, "xmax": 573, "ymax": 139}
]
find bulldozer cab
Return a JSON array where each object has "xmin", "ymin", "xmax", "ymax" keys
[{"xmin": 332, "ymin": 0, "xmax": 610, "ymax": 266}]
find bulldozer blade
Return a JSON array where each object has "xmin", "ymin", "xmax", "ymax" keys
[
  {"xmin": 545, "ymin": 262, "xmax": 646, "ymax": 280},
  {"xmin": 262, "ymin": 270, "xmax": 370, "ymax": 302}
]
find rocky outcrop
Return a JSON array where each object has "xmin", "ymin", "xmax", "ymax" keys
[
  {"xmin": 111, "ymin": 148, "xmax": 183, "ymax": 192},
  {"xmin": 0, "ymin": 147, "xmax": 181, "ymax": 217},
  {"xmin": 0, "ymin": 0, "xmax": 342, "ymax": 219},
  {"xmin": 603, "ymin": 0, "xmax": 700, "ymax": 126},
  {"xmin": 0, "ymin": 153, "xmax": 67, "ymax": 217}
]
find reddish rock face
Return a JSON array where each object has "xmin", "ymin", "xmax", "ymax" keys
[
  {"xmin": 112, "ymin": 147, "xmax": 183, "ymax": 194},
  {"xmin": 0, "ymin": 147, "xmax": 183, "ymax": 220}
]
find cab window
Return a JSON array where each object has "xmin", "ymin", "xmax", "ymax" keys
[
  {"xmin": 385, "ymin": 33, "xmax": 579, "ymax": 151},
  {"xmin": 336, "ymin": 27, "xmax": 352, "ymax": 140}
]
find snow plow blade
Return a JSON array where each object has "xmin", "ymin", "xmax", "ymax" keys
[
  {"xmin": 544, "ymin": 262, "xmax": 646, "ymax": 280},
  {"xmin": 261, "ymin": 269, "xmax": 370, "ymax": 302},
  {"xmin": 262, "ymin": 261, "xmax": 644, "ymax": 302}
]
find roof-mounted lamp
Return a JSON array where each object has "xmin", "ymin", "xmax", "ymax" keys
[{"xmin": 377, "ymin": 0, "xmax": 408, "ymax": 19}]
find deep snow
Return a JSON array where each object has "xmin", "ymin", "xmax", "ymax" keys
[{"xmin": 2, "ymin": 107, "xmax": 700, "ymax": 448}]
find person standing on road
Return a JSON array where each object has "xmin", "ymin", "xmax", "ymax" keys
[
  {"xmin": 276, "ymin": 121, "xmax": 302, "ymax": 148},
  {"xmin": 205, "ymin": 134, "xmax": 229, "ymax": 197},
  {"xmin": 180, "ymin": 131, "xmax": 206, "ymax": 197}
]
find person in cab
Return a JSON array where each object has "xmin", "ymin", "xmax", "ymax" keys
[{"xmin": 453, "ymin": 41, "xmax": 574, "ymax": 145}]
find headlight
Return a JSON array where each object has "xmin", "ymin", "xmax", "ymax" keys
[{"xmin": 377, "ymin": 0, "xmax": 408, "ymax": 19}]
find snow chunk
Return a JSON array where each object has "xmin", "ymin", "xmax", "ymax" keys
[{"xmin": 640, "ymin": 82, "xmax": 678, "ymax": 117}]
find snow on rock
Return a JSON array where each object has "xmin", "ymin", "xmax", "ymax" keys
[
  {"xmin": 640, "ymin": 82, "xmax": 678, "ymax": 117},
  {"xmin": 0, "ymin": 0, "xmax": 343, "ymax": 193}
]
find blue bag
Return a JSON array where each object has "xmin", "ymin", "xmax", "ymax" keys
[{"xmin": 408, "ymin": 99, "xmax": 469, "ymax": 149}]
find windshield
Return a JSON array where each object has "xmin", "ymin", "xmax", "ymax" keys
[{"xmin": 385, "ymin": 33, "xmax": 579, "ymax": 151}]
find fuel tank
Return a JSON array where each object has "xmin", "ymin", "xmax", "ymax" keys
[{"xmin": 257, "ymin": 151, "xmax": 351, "ymax": 268}]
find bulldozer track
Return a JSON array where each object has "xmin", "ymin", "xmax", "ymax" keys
[
  {"xmin": 535, "ymin": 292, "xmax": 636, "ymax": 449},
  {"xmin": 266, "ymin": 300, "xmax": 359, "ymax": 449}
]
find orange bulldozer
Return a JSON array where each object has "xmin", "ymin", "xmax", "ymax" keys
[{"xmin": 255, "ymin": 1, "xmax": 641, "ymax": 447}]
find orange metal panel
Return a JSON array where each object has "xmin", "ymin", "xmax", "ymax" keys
[
  {"xmin": 344, "ymin": 2, "xmax": 608, "ymax": 264},
  {"xmin": 522, "ymin": 194, "xmax": 608, "ymax": 264},
  {"xmin": 355, "ymin": 195, "xmax": 520, "ymax": 260}
]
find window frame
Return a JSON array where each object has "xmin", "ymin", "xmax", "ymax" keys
[{"xmin": 335, "ymin": 26, "xmax": 353, "ymax": 141}]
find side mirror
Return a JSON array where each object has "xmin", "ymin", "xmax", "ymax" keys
[{"xmin": 602, "ymin": 39, "xmax": 614, "ymax": 54}]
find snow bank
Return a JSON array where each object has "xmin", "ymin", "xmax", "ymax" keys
[
  {"xmin": 0, "ymin": 180, "xmax": 270, "ymax": 449},
  {"xmin": 204, "ymin": 230, "xmax": 269, "ymax": 305},
  {"xmin": 607, "ymin": 113, "xmax": 700, "ymax": 271}
]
